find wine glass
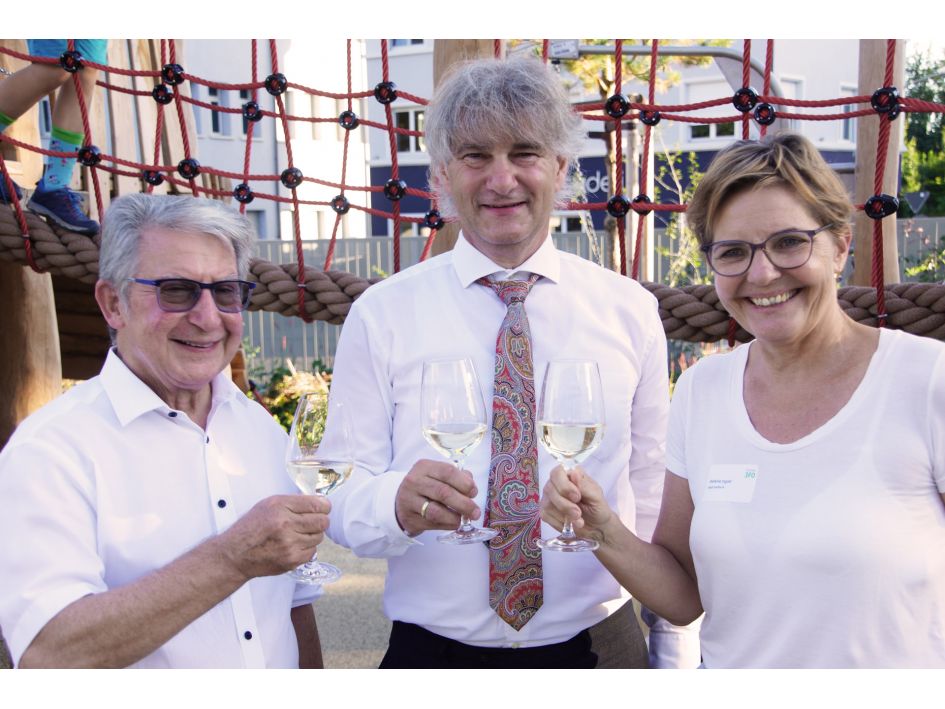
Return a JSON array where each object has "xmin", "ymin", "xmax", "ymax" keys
[
  {"xmin": 420, "ymin": 358, "xmax": 497, "ymax": 544},
  {"xmin": 285, "ymin": 391, "xmax": 353, "ymax": 584},
  {"xmin": 537, "ymin": 359, "xmax": 605, "ymax": 552}
]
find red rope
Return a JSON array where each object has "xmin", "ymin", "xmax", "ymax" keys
[
  {"xmin": 612, "ymin": 40, "xmax": 627, "ymax": 277},
  {"xmin": 541, "ymin": 40, "xmax": 549, "ymax": 63},
  {"xmin": 66, "ymin": 39, "xmax": 105, "ymax": 223},
  {"xmin": 238, "ymin": 39, "xmax": 259, "ymax": 215},
  {"xmin": 0, "ymin": 152, "xmax": 41, "ymax": 272},
  {"xmin": 631, "ymin": 40, "xmax": 658, "ymax": 280},
  {"xmin": 323, "ymin": 39, "xmax": 354, "ymax": 272},
  {"xmin": 741, "ymin": 39, "xmax": 751, "ymax": 140},
  {"xmin": 761, "ymin": 40, "xmax": 774, "ymax": 138},
  {"xmin": 380, "ymin": 40, "xmax": 402, "ymax": 272}
]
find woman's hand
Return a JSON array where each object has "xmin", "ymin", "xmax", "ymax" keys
[{"xmin": 540, "ymin": 464, "xmax": 615, "ymax": 544}]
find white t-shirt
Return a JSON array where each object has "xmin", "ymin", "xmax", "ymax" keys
[{"xmin": 667, "ymin": 328, "xmax": 945, "ymax": 668}]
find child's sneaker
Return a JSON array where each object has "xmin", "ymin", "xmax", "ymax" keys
[{"xmin": 27, "ymin": 186, "xmax": 100, "ymax": 235}]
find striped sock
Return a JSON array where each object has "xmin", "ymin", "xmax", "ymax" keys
[{"xmin": 39, "ymin": 126, "xmax": 84, "ymax": 192}]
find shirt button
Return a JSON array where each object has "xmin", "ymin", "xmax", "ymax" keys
[
  {"xmin": 244, "ymin": 631, "xmax": 253, "ymax": 640},
  {"xmin": 206, "ymin": 436, "xmax": 210, "ymax": 443},
  {"xmin": 217, "ymin": 499, "xmax": 227, "ymax": 508},
  {"xmin": 168, "ymin": 411, "xmax": 178, "ymax": 418}
]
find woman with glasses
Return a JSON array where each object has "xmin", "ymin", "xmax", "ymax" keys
[{"xmin": 540, "ymin": 133, "xmax": 945, "ymax": 667}]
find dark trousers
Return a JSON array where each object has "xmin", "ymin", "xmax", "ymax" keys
[{"xmin": 379, "ymin": 600, "xmax": 648, "ymax": 669}]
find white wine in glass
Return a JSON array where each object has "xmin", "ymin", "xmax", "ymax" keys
[
  {"xmin": 421, "ymin": 358, "xmax": 497, "ymax": 544},
  {"xmin": 286, "ymin": 391, "xmax": 353, "ymax": 584},
  {"xmin": 537, "ymin": 360, "xmax": 605, "ymax": 552}
]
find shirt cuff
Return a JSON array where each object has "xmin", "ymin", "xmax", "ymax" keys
[{"xmin": 372, "ymin": 469, "xmax": 423, "ymax": 549}]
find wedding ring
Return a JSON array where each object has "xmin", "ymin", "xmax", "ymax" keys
[{"xmin": 420, "ymin": 499, "xmax": 431, "ymax": 519}]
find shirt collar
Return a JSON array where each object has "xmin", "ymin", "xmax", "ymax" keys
[
  {"xmin": 100, "ymin": 348, "xmax": 241, "ymax": 427},
  {"xmin": 451, "ymin": 230, "xmax": 560, "ymax": 287}
]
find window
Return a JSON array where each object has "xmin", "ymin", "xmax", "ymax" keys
[
  {"xmin": 208, "ymin": 87, "xmax": 222, "ymax": 135},
  {"xmin": 246, "ymin": 209, "xmax": 265, "ymax": 238},
  {"xmin": 840, "ymin": 85, "xmax": 857, "ymax": 143},
  {"xmin": 391, "ymin": 39, "xmax": 424, "ymax": 47},
  {"xmin": 38, "ymin": 97, "xmax": 52, "ymax": 139},
  {"xmin": 686, "ymin": 81, "xmax": 738, "ymax": 141},
  {"xmin": 779, "ymin": 77, "xmax": 803, "ymax": 133},
  {"xmin": 394, "ymin": 108, "xmax": 425, "ymax": 153}
]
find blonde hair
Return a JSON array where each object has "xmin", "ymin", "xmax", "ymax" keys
[{"xmin": 687, "ymin": 132, "xmax": 853, "ymax": 247}]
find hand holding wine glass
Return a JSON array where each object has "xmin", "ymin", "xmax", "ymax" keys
[
  {"xmin": 537, "ymin": 359, "xmax": 605, "ymax": 552},
  {"xmin": 420, "ymin": 358, "xmax": 497, "ymax": 544},
  {"xmin": 285, "ymin": 391, "xmax": 353, "ymax": 584}
]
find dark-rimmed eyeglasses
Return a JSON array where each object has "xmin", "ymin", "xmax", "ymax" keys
[
  {"xmin": 702, "ymin": 224, "xmax": 835, "ymax": 277},
  {"xmin": 127, "ymin": 278, "xmax": 256, "ymax": 313}
]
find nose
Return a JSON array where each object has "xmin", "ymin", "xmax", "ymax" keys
[
  {"xmin": 187, "ymin": 287, "xmax": 224, "ymax": 327},
  {"xmin": 484, "ymin": 155, "xmax": 516, "ymax": 193},
  {"xmin": 745, "ymin": 247, "xmax": 781, "ymax": 284}
]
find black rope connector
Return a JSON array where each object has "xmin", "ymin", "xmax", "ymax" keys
[
  {"xmin": 77, "ymin": 145, "xmax": 101, "ymax": 167},
  {"xmin": 142, "ymin": 169, "xmax": 164, "ymax": 186},
  {"xmin": 607, "ymin": 195, "xmax": 631, "ymax": 218},
  {"xmin": 338, "ymin": 110, "xmax": 359, "ymax": 130},
  {"xmin": 753, "ymin": 103, "xmax": 776, "ymax": 126},
  {"xmin": 265, "ymin": 73, "xmax": 288, "ymax": 96},
  {"xmin": 331, "ymin": 195, "xmax": 350, "ymax": 214},
  {"xmin": 152, "ymin": 84, "xmax": 173, "ymax": 105},
  {"xmin": 424, "ymin": 209, "xmax": 444, "ymax": 230},
  {"xmin": 632, "ymin": 194, "xmax": 653, "ymax": 215},
  {"xmin": 374, "ymin": 81, "xmax": 398, "ymax": 104},
  {"xmin": 383, "ymin": 178, "xmax": 407, "ymax": 201},
  {"xmin": 870, "ymin": 86, "xmax": 899, "ymax": 114},
  {"xmin": 281, "ymin": 167, "xmax": 303, "ymax": 189},
  {"xmin": 59, "ymin": 50, "xmax": 83, "ymax": 73},
  {"xmin": 864, "ymin": 194, "xmax": 899, "ymax": 219},
  {"xmin": 605, "ymin": 94, "xmax": 631, "ymax": 119},
  {"xmin": 639, "ymin": 109, "xmax": 661, "ymax": 126},
  {"xmin": 161, "ymin": 63, "xmax": 185, "ymax": 86},
  {"xmin": 242, "ymin": 101, "xmax": 263, "ymax": 123},
  {"xmin": 234, "ymin": 183, "xmax": 255, "ymax": 204},
  {"xmin": 177, "ymin": 158, "xmax": 200, "ymax": 180},
  {"xmin": 733, "ymin": 87, "xmax": 758, "ymax": 113}
]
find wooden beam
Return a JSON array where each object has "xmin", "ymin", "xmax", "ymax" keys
[
  {"xmin": 0, "ymin": 261, "xmax": 62, "ymax": 447},
  {"xmin": 852, "ymin": 39, "xmax": 904, "ymax": 286},
  {"xmin": 429, "ymin": 40, "xmax": 501, "ymax": 257},
  {"xmin": 0, "ymin": 39, "xmax": 44, "ymax": 186}
]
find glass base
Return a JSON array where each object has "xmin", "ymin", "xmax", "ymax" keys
[
  {"xmin": 537, "ymin": 534, "xmax": 600, "ymax": 553},
  {"xmin": 288, "ymin": 560, "xmax": 342, "ymax": 585},
  {"xmin": 438, "ymin": 524, "xmax": 499, "ymax": 545}
]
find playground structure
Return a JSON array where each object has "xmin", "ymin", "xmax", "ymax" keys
[{"xmin": 2, "ymin": 38, "xmax": 945, "ymax": 448}]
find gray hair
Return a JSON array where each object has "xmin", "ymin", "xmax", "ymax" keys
[
  {"xmin": 99, "ymin": 193, "xmax": 256, "ymax": 295},
  {"xmin": 424, "ymin": 57, "xmax": 585, "ymax": 216}
]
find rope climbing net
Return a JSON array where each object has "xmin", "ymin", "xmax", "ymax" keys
[{"xmin": 2, "ymin": 38, "xmax": 945, "ymax": 343}]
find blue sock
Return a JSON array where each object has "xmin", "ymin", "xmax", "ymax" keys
[{"xmin": 39, "ymin": 126, "xmax": 83, "ymax": 192}]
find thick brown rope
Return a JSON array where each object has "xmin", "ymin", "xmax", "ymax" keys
[{"xmin": 5, "ymin": 208, "xmax": 945, "ymax": 342}]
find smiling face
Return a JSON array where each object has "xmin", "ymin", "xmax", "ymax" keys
[
  {"xmin": 440, "ymin": 140, "xmax": 567, "ymax": 268},
  {"xmin": 95, "ymin": 227, "xmax": 243, "ymax": 406},
  {"xmin": 711, "ymin": 185, "xmax": 850, "ymax": 347}
]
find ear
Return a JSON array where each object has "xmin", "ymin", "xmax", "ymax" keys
[
  {"xmin": 831, "ymin": 225, "xmax": 853, "ymax": 275},
  {"xmin": 94, "ymin": 279, "xmax": 126, "ymax": 331},
  {"xmin": 432, "ymin": 163, "xmax": 452, "ymax": 197},
  {"xmin": 554, "ymin": 156, "xmax": 568, "ymax": 192}
]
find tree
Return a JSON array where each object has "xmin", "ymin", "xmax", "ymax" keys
[{"xmin": 901, "ymin": 48, "xmax": 945, "ymax": 217}]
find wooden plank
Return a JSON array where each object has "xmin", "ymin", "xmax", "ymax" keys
[
  {"xmin": 852, "ymin": 39, "xmax": 904, "ymax": 286},
  {"xmin": 107, "ymin": 39, "xmax": 142, "ymax": 196},
  {"xmin": 131, "ymin": 39, "xmax": 167, "ymax": 195},
  {"xmin": 157, "ymin": 40, "xmax": 200, "ymax": 192}
]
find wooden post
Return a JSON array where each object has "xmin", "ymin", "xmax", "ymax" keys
[
  {"xmin": 0, "ymin": 262, "xmax": 62, "ymax": 447},
  {"xmin": 852, "ymin": 39, "xmax": 904, "ymax": 286},
  {"xmin": 430, "ymin": 40, "xmax": 501, "ymax": 257},
  {"xmin": 0, "ymin": 39, "xmax": 44, "ymax": 187}
]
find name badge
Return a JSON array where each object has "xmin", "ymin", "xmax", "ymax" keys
[{"xmin": 703, "ymin": 465, "xmax": 758, "ymax": 503}]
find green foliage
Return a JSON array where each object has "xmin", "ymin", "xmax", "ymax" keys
[
  {"xmin": 900, "ymin": 49, "xmax": 945, "ymax": 218},
  {"xmin": 655, "ymin": 149, "xmax": 710, "ymax": 286},
  {"xmin": 904, "ymin": 234, "xmax": 945, "ymax": 283},
  {"xmin": 248, "ymin": 359, "xmax": 332, "ymax": 432}
]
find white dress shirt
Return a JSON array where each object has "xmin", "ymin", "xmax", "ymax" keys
[
  {"xmin": 0, "ymin": 350, "xmax": 319, "ymax": 668},
  {"xmin": 325, "ymin": 233, "xmax": 700, "ymax": 664}
]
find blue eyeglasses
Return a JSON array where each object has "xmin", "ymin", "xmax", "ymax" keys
[{"xmin": 127, "ymin": 278, "xmax": 256, "ymax": 313}]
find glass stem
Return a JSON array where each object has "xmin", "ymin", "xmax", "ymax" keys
[
  {"xmin": 453, "ymin": 455, "xmax": 473, "ymax": 531},
  {"xmin": 561, "ymin": 458, "xmax": 577, "ymax": 539}
]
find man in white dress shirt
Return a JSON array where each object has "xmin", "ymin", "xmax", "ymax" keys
[
  {"xmin": 0, "ymin": 194, "xmax": 330, "ymax": 668},
  {"xmin": 324, "ymin": 58, "xmax": 700, "ymax": 668}
]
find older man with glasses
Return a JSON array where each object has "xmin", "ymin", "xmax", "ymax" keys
[{"xmin": 0, "ymin": 193, "xmax": 330, "ymax": 668}]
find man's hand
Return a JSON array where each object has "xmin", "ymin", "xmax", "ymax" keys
[
  {"xmin": 540, "ymin": 464, "xmax": 614, "ymax": 543},
  {"xmin": 216, "ymin": 495, "xmax": 330, "ymax": 582},
  {"xmin": 394, "ymin": 459, "xmax": 480, "ymax": 536}
]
